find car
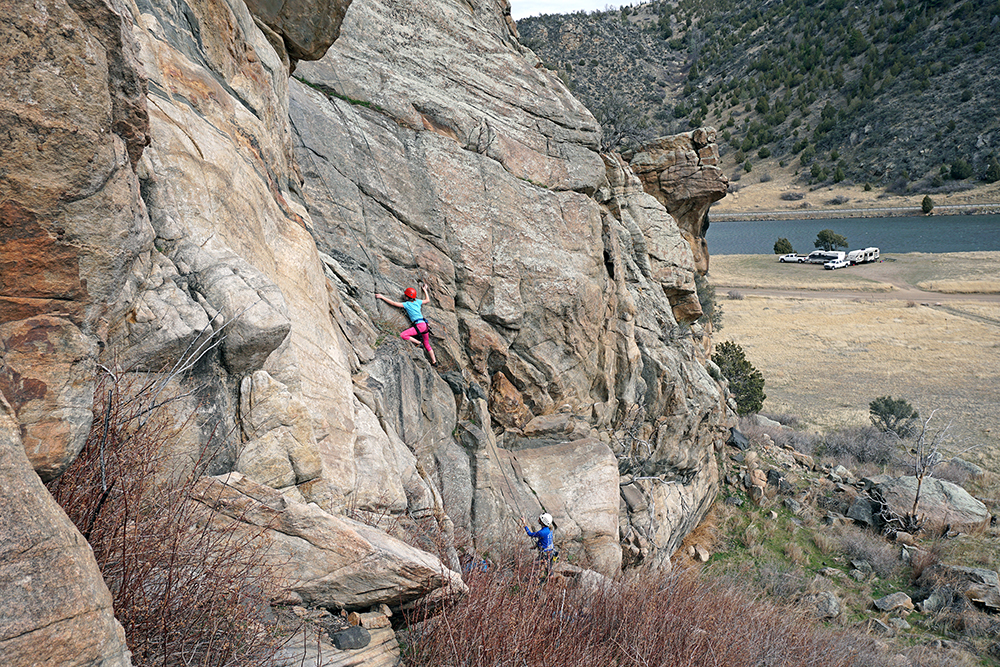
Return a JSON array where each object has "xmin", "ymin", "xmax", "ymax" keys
[
  {"xmin": 779, "ymin": 253, "xmax": 805, "ymax": 263},
  {"xmin": 824, "ymin": 259, "xmax": 849, "ymax": 270}
]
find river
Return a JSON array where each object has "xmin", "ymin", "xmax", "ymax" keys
[{"xmin": 706, "ymin": 214, "xmax": 1000, "ymax": 255}]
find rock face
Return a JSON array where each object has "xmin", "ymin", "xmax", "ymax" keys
[
  {"xmin": 1, "ymin": 0, "xmax": 733, "ymax": 657},
  {"xmin": 0, "ymin": 0, "xmax": 153, "ymax": 478},
  {"xmin": 0, "ymin": 394, "xmax": 131, "ymax": 667},
  {"xmin": 290, "ymin": 0, "xmax": 730, "ymax": 569}
]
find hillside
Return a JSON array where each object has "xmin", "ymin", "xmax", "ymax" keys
[{"xmin": 517, "ymin": 0, "xmax": 1000, "ymax": 203}]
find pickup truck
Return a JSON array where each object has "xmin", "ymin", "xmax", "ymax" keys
[{"xmin": 778, "ymin": 253, "xmax": 807, "ymax": 263}]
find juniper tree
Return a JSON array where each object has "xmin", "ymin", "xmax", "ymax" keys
[{"xmin": 712, "ymin": 341, "xmax": 765, "ymax": 415}]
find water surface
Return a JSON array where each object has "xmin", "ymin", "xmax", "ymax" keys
[{"xmin": 707, "ymin": 215, "xmax": 1000, "ymax": 255}]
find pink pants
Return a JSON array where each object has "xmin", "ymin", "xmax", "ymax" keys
[{"xmin": 401, "ymin": 321, "xmax": 433, "ymax": 353}]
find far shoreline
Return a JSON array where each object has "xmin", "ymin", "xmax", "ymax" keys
[{"xmin": 710, "ymin": 203, "xmax": 1000, "ymax": 222}]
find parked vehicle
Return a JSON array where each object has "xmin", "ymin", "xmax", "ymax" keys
[
  {"xmin": 824, "ymin": 259, "xmax": 849, "ymax": 270},
  {"xmin": 846, "ymin": 247, "xmax": 880, "ymax": 265},
  {"xmin": 779, "ymin": 253, "xmax": 807, "ymax": 263},
  {"xmin": 807, "ymin": 250, "xmax": 845, "ymax": 264}
]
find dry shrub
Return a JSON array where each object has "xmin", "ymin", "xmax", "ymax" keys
[
  {"xmin": 727, "ymin": 289, "xmax": 745, "ymax": 300},
  {"xmin": 813, "ymin": 531, "xmax": 837, "ymax": 555},
  {"xmin": 835, "ymin": 525, "xmax": 901, "ymax": 579},
  {"xmin": 908, "ymin": 543, "xmax": 942, "ymax": 582},
  {"xmin": 404, "ymin": 550, "xmax": 891, "ymax": 667},
  {"xmin": 762, "ymin": 412, "xmax": 801, "ymax": 428},
  {"xmin": 929, "ymin": 461, "xmax": 971, "ymax": 487},
  {"xmin": 902, "ymin": 642, "xmax": 982, "ymax": 667},
  {"xmin": 818, "ymin": 426, "xmax": 897, "ymax": 466},
  {"xmin": 47, "ymin": 369, "xmax": 285, "ymax": 667},
  {"xmin": 785, "ymin": 542, "xmax": 808, "ymax": 566}
]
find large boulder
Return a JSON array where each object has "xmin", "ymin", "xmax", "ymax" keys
[
  {"xmin": 867, "ymin": 474, "xmax": 990, "ymax": 533},
  {"xmin": 242, "ymin": 0, "xmax": 353, "ymax": 62},
  {"xmin": 0, "ymin": 394, "xmax": 131, "ymax": 667},
  {"xmin": 191, "ymin": 472, "xmax": 466, "ymax": 609}
]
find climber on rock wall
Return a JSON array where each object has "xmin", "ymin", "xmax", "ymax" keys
[{"xmin": 375, "ymin": 283, "xmax": 438, "ymax": 366}]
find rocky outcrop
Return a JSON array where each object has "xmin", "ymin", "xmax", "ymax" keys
[
  {"xmin": 623, "ymin": 129, "xmax": 729, "ymax": 275},
  {"xmin": 2, "ymin": 0, "xmax": 734, "ymax": 658},
  {"xmin": 917, "ymin": 565, "xmax": 1000, "ymax": 614},
  {"xmin": 242, "ymin": 0, "xmax": 353, "ymax": 62},
  {"xmin": 0, "ymin": 394, "xmax": 131, "ymax": 667},
  {"xmin": 1, "ymin": 0, "xmax": 154, "ymax": 478}
]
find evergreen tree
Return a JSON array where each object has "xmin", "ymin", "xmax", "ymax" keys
[
  {"xmin": 921, "ymin": 195, "xmax": 934, "ymax": 214},
  {"xmin": 814, "ymin": 229, "xmax": 848, "ymax": 251},
  {"xmin": 712, "ymin": 341, "xmax": 766, "ymax": 415},
  {"xmin": 869, "ymin": 396, "xmax": 919, "ymax": 438},
  {"xmin": 774, "ymin": 238, "xmax": 794, "ymax": 254}
]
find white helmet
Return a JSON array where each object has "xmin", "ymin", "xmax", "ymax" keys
[{"xmin": 538, "ymin": 513, "xmax": 553, "ymax": 527}]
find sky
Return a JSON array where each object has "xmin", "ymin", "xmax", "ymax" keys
[{"xmin": 510, "ymin": 0, "xmax": 624, "ymax": 20}]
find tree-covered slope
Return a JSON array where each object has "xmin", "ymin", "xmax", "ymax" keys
[{"xmin": 518, "ymin": 0, "xmax": 1000, "ymax": 194}]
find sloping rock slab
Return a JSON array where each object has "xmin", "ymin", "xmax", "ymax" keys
[
  {"xmin": 867, "ymin": 474, "xmax": 990, "ymax": 533},
  {"xmin": 0, "ymin": 394, "xmax": 130, "ymax": 667},
  {"xmin": 190, "ymin": 472, "xmax": 466, "ymax": 609}
]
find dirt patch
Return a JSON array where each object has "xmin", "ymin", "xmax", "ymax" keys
[{"xmin": 710, "ymin": 253, "xmax": 1000, "ymax": 473}]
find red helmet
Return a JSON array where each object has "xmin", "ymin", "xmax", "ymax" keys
[{"xmin": 404, "ymin": 287, "xmax": 418, "ymax": 299}]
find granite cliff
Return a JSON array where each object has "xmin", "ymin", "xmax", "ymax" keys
[{"xmin": 0, "ymin": 0, "xmax": 731, "ymax": 662}]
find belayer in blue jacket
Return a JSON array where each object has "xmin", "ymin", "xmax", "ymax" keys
[{"xmin": 522, "ymin": 512, "xmax": 555, "ymax": 554}]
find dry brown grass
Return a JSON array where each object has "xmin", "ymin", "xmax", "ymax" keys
[{"xmin": 710, "ymin": 254, "xmax": 1000, "ymax": 471}]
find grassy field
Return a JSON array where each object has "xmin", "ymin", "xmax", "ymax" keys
[{"xmin": 708, "ymin": 252, "xmax": 1000, "ymax": 472}]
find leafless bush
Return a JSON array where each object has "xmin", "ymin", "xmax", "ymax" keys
[
  {"xmin": 818, "ymin": 426, "xmax": 897, "ymax": 465},
  {"xmin": 780, "ymin": 191, "xmax": 805, "ymax": 201},
  {"xmin": 47, "ymin": 368, "xmax": 286, "ymax": 667},
  {"xmin": 835, "ymin": 525, "xmax": 901, "ymax": 579},
  {"xmin": 404, "ymin": 548, "xmax": 892, "ymax": 667},
  {"xmin": 726, "ymin": 290, "xmax": 744, "ymax": 300},
  {"xmin": 759, "ymin": 171, "xmax": 773, "ymax": 183},
  {"xmin": 826, "ymin": 195, "xmax": 850, "ymax": 205}
]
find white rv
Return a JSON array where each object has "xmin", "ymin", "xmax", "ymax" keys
[
  {"xmin": 806, "ymin": 250, "xmax": 846, "ymax": 264},
  {"xmin": 846, "ymin": 247, "xmax": 880, "ymax": 265}
]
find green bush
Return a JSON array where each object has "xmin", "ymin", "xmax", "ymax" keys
[
  {"xmin": 774, "ymin": 237, "xmax": 794, "ymax": 254},
  {"xmin": 951, "ymin": 159, "xmax": 973, "ymax": 180},
  {"xmin": 712, "ymin": 341, "xmax": 766, "ymax": 415},
  {"xmin": 984, "ymin": 158, "xmax": 1000, "ymax": 183},
  {"xmin": 921, "ymin": 195, "xmax": 934, "ymax": 214},
  {"xmin": 869, "ymin": 395, "xmax": 918, "ymax": 438}
]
